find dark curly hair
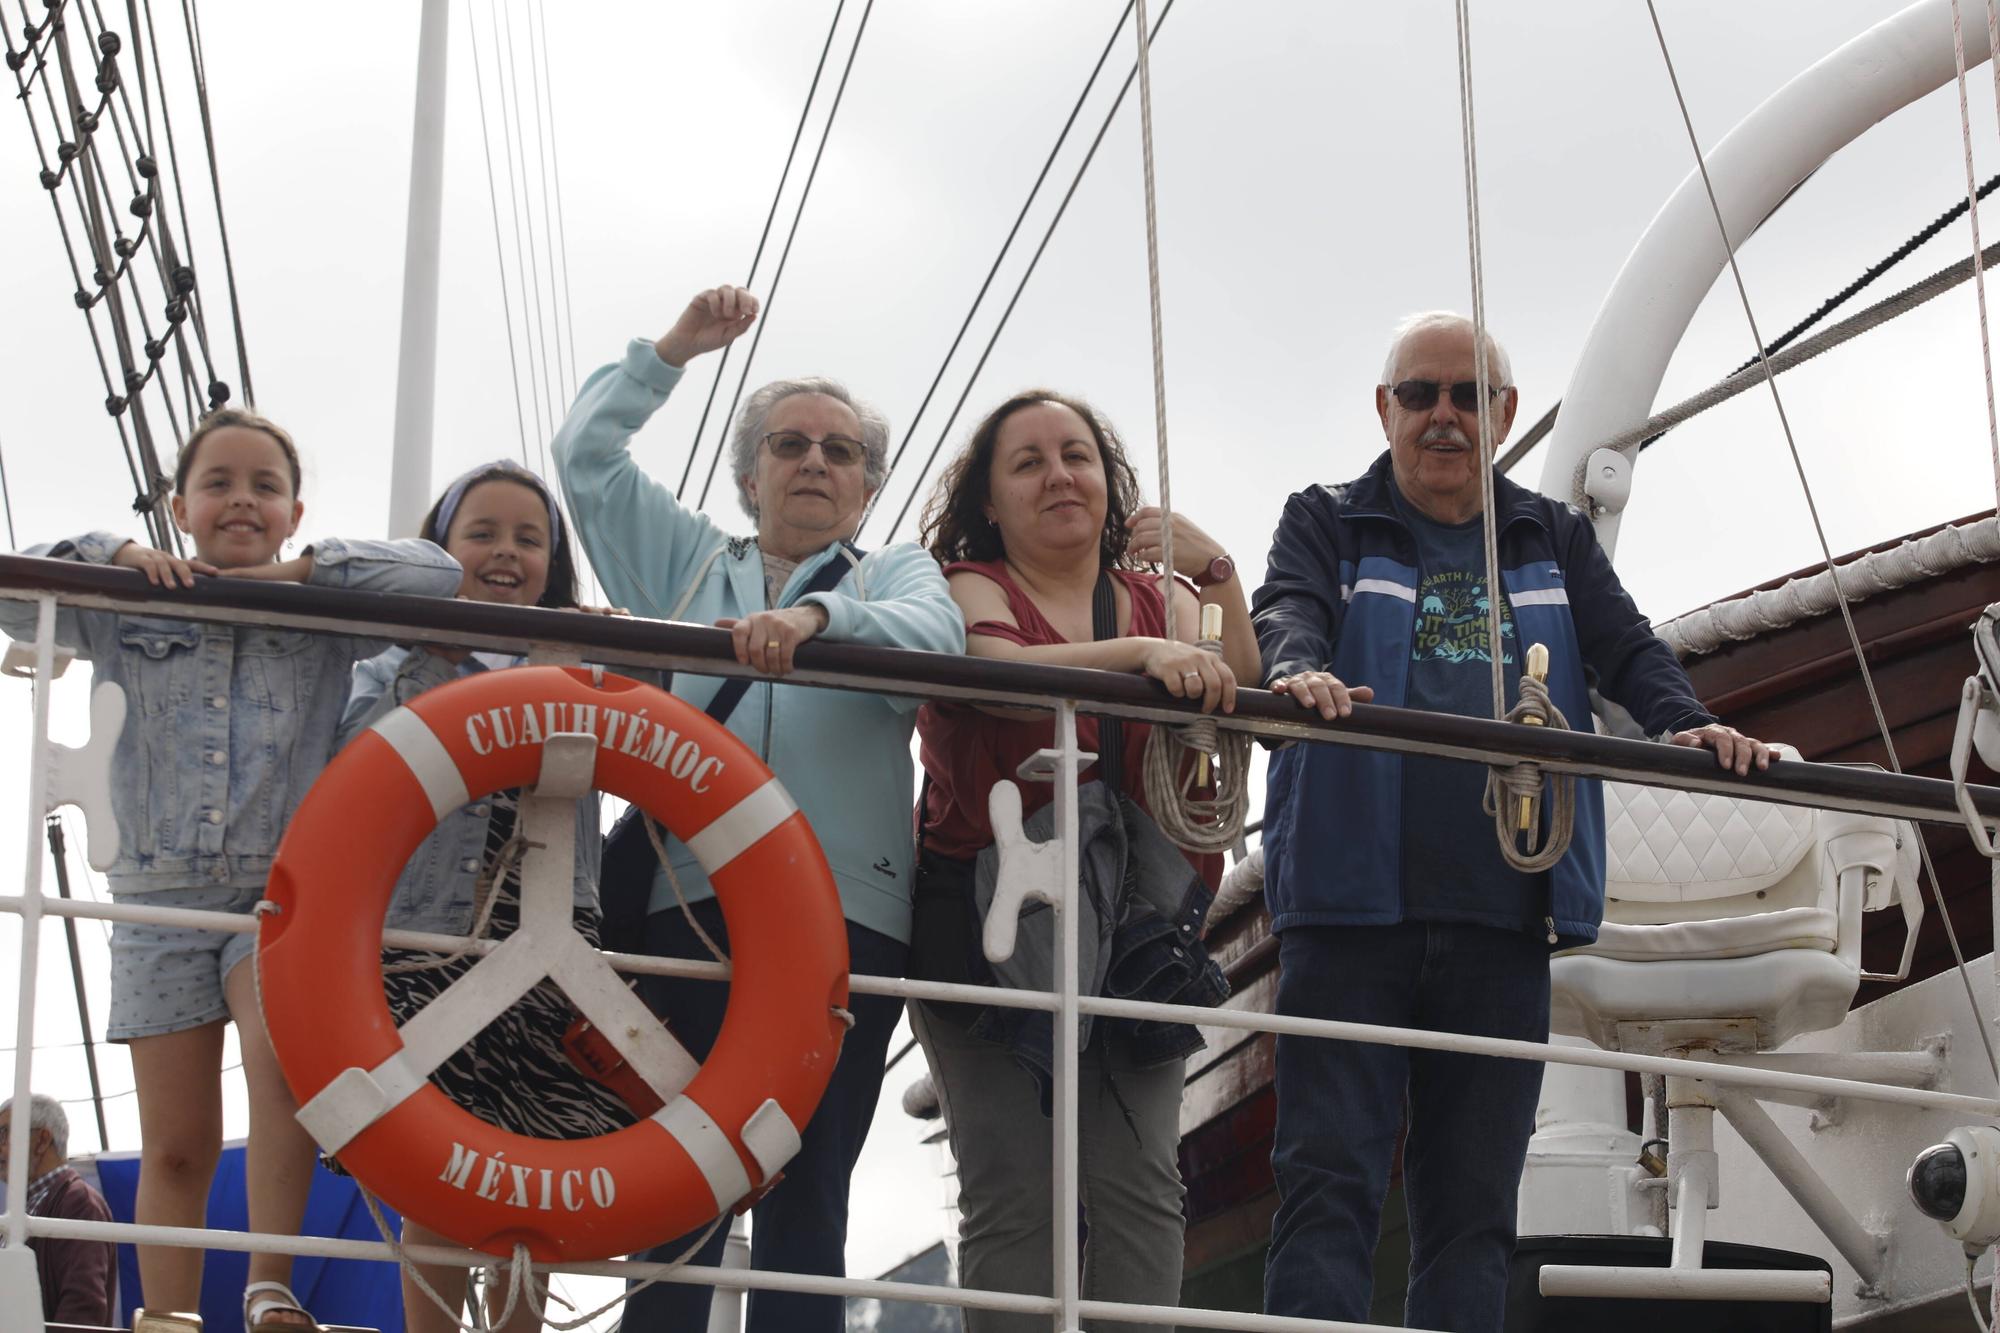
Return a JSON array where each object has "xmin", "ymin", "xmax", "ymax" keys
[
  {"xmin": 419, "ymin": 462, "xmax": 580, "ymax": 610},
  {"xmin": 919, "ymin": 390, "xmax": 1144, "ymax": 570}
]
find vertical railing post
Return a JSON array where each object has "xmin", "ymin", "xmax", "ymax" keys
[
  {"xmin": 1052, "ymin": 701, "xmax": 1081, "ymax": 1330},
  {"xmin": 5, "ymin": 597, "xmax": 57, "ymax": 1246}
]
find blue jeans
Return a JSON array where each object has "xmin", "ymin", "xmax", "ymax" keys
[
  {"xmin": 622, "ymin": 898, "xmax": 908, "ymax": 1332},
  {"xmin": 1263, "ymin": 921, "xmax": 1550, "ymax": 1332}
]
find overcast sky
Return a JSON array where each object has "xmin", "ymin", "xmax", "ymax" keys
[{"xmin": 2, "ymin": 0, "xmax": 1998, "ymax": 1322}]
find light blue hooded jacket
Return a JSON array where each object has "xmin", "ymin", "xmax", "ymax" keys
[{"xmin": 552, "ymin": 339, "xmax": 965, "ymax": 944}]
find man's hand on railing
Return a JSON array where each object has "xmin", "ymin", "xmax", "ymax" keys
[
  {"xmin": 1270, "ymin": 669, "xmax": 1374, "ymax": 721},
  {"xmin": 1670, "ymin": 722, "xmax": 1775, "ymax": 777}
]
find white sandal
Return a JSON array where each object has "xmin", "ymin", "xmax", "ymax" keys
[{"xmin": 243, "ymin": 1280, "xmax": 324, "ymax": 1333}]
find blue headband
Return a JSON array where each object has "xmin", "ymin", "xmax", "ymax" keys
[{"xmin": 433, "ymin": 462, "xmax": 564, "ymax": 549}]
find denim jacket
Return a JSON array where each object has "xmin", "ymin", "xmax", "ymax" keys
[
  {"xmin": 0, "ymin": 531, "xmax": 462, "ymax": 893},
  {"xmin": 338, "ymin": 646, "xmax": 600, "ymax": 933},
  {"xmin": 968, "ymin": 781, "xmax": 1229, "ymax": 1104}
]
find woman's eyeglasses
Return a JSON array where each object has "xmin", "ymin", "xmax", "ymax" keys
[
  {"xmin": 762, "ymin": 431, "xmax": 866, "ymax": 467},
  {"xmin": 1389, "ymin": 379, "xmax": 1508, "ymax": 413}
]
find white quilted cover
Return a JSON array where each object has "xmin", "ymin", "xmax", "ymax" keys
[{"xmin": 1604, "ymin": 773, "xmax": 1813, "ymax": 904}]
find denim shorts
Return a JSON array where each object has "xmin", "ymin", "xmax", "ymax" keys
[{"xmin": 106, "ymin": 883, "xmax": 264, "ymax": 1041}]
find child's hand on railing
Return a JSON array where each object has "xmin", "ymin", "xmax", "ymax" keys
[
  {"xmin": 216, "ymin": 552, "xmax": 316, "ymax": 584},
  {"xmin": 110, "ymin": 541, "xmax": 218, "ymax": 589}
]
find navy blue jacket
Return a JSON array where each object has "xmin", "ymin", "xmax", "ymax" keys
[{"xmin": 1252, "ymin": 452, "xmax": 1715, "ymax": 943}]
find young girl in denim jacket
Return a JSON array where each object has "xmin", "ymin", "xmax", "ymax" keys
[
  {"xmin": 2, "ymin": 409, "xmax": 461, "ymax": 1331},
  {"xmin": 335, "ymin": 460, "xmax": 628, "ymax": 1333}
]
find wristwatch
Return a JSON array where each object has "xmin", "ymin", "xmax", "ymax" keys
[{"xmin": 1191, "ymin": 553, "xmax": 1236, "ymax": 589}]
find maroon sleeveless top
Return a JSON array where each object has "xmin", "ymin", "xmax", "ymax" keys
[{"xmin": 916, "ymin": 560, "xmax": 1220, "ymax": 886}]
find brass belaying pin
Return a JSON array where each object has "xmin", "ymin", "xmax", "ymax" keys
[
  {"xmin": 1197, "ymin": 602, "xmax": 1225, "ymax": 787},
  {"xmin": 1518, "ymin": 642, "xmax": 1550, "ymax": 832}
]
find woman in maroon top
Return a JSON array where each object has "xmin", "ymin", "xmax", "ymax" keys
[{"xmin": 911, "ymin": 389, "xmax": 1258, "ymax": 1330}]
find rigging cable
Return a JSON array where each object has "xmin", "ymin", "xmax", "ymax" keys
[
  {"xmin": 879, "ymin": 0, "xmax": 1182, "ymax": 545},
  {"xmin": 499, "ymin": 0, "xmax": 555, "ymax": 470},
  {"xmin": 531, "ymin": 0, "xmax": 578, "ymax": 398},
  {"xmin": 1456, "ymin": 0, "xmax": 1575, "ymax": 882},
  {"xmin": 136, "ymin": 0, "xmax": 228, "ymax": 416},
  {"xmin": 465, "ymin": 1, "xmax": 532, "ymax": 466},
  {"xmin": 4, "ymin": 6, "xmax": 152, "ymax": 519},
  {"xmin": 177, "ymin": 0, "xmax": 250, "ymax": 404},
  {"xmin": 677, "ymin": 0, "xmax": 848, "ymax": 494},
  {"xmin": 865, "ymin": 0, "xmax": 1136, "ymax": 538},
  {"xmin": 1578, "ymin": 234, "xmax": 2000, "ymax": 459},
  {"xmin": 47, "ymin": 7, "xmax": 179, "ymax": 548},
  {"xmin": 1951, "ymin": 0, "xmax": 2000, "ymax": 504},
  {"xmin": 1497, "ymin": 168, "xmax": 2000, "ymax": 476},
  {"xmin": 1646, "ymin": 0, "xmax": 2000, "ymax": 1085},
  {"xmin": 0, "ymin": 419, "xmax": 17, "ymax": 549},
  {"xmin": 1125, "ymin": 0, "xmax": 1248, "ymax": 853},
  {"xmin": 502, "ymin": 0, "xmax": 558, "ymax": 469},
  {"xmin": 693, "ymin": 0, "xmax": 877, "ymax": 513},
  {"xmin": 520, "ymin": 0, "xmax": 598, "ymax": 602},
  {"xmin": 488, "ymin": 0, "xmax": 547, "ymax": 451}
]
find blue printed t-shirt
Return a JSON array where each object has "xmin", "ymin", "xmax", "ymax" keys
[{"xmin": 1389, "ymin": 480, "xmax": 1544, "ymax": 930}]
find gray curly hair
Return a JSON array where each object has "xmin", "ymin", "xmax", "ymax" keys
[{"xmin": 728, "ymin": 377, "xmax": 890, "ymax": 520}]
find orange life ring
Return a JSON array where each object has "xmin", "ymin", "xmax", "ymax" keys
[{"xmin": 258, "ymin": 665, "xmax": 850, "ymax": 1261}]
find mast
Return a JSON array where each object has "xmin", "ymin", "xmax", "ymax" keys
[{"xmin": 388, "ymin": 0, "xmax": 451, "ymax": 538}]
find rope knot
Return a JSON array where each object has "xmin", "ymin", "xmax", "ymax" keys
[{"xmin": 1483, "ymin": 665, "xmax": 1576, "ymax": 878}]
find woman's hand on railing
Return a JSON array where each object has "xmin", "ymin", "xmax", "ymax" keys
[
  {"xmin": 1140, "ymin": 637, "xmax": 1236, "ymax": 714},
  {"xmin": 110, "ymin": 541, "xmax": 217, "ymax": 589},
  {"xmin": 716, "ymin": 604, "xmax": 829, "ymax": 677},
  {"xmin": 654, "ymin": 284, "xmax": 759, "ymax": 368}
]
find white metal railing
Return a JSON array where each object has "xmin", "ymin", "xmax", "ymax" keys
[{"xmin": 0, "ymin": 574, "xmax": 1995, "ymax": 1333}]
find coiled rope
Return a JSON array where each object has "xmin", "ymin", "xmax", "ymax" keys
[
  {"xmin": 1480, "ymin": 673, "xmax": 1576, "ymax": 878},
  {"xmin": 1144, "ymin": 634, "xmax": 1253, "ymax": 853},
  {"xmin": 1127, "ymin": 0, "xmax": 1246, "ymax": 852}
]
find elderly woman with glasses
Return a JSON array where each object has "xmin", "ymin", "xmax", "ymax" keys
[{"xmin": 552, "ymin": 284, "xmax": 963, "ymax": 1333}]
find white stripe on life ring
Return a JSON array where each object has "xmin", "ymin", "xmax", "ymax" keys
[
  {"xmin": 371, "ymin": 706, "xmax": 471, "ymax": 821},
  {"xmin": 683, "ymin": 777, "xmax": 798, "ymax": 874},
  {"xmin": 653, "ymin": 1094, "xmax": 751, "ymax": 1214}
]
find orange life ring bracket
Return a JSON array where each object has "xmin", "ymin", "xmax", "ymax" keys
[{"xmin": 258, "ymin": 666, "xmax": 850, "ymax": 1262}]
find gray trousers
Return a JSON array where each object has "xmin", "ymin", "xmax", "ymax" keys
[{"xmin": 910, "ymin": 1000, "xmax": 1188, "ymax": 1332}]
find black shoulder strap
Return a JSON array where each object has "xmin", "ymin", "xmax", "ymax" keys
[
  {"xmin": 1093, "ymin": 569, "xmax": 1124, "ymax": 794},
  {"xmin": 701, "ymin": 540, "xmax": 865, "ymax": 728}
]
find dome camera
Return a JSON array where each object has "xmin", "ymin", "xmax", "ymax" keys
[{"xmin": 1909, "ymin": 1125, "xmax": 2000, "ymax": 1252}]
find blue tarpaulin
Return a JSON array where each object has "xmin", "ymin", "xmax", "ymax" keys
[{"xmin": 94, "ymin": 1143, "xmax": 404, "ymax": 1332}]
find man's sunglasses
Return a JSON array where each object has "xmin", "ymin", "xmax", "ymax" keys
[
  {"xmin": 1389, "ymin": 379, "xmax": 1508, "ymax": 413},
  {"xmin": 762, "ymin": 431, "xmax": 866, "ymax": 467}
]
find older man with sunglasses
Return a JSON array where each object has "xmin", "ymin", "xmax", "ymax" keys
[
  {"xmin": 1250, "ymin": 312, "xmax": 1769, "ymax": 1330},
  {"xmin": 553, "ymin": 284, "xmax": 962, "ymax": 1332}
]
